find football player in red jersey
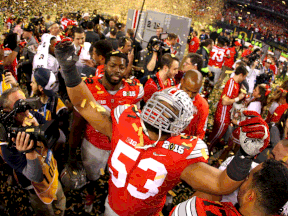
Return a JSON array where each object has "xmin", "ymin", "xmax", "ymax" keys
[
  {"xmin": 143, "ymin": 53, "xmax": 179, "ymax": 102},
  {"xmin": 207, "ymin": 65, "xmax": 247, "ymax": 152},
  {"xmin": 170, "ymin": 159, "xmax": 288, "ymax": 216},
  {"xmin": 68, "ymin": 51, "xmax": 144, "ymax": 212},
  {"xmin": 178, "ymin": 70, "xmax": 209, "ymax": 140},
  {"xmin": 55, "ymin": 39, "xmax": 269, "ymax": 216},
  {"xmin": 208, "ymin": 37, "xmax": 230, "ymax": 85}
]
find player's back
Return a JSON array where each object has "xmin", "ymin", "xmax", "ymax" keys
[
  {"xmin": 107, "ymin": 105, "xmax": 208, "ymax": 216},
  {"xmin": 208, "ymin": 45, "xmax": 228, "ymax": 68}
]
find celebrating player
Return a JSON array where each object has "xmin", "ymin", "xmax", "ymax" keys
[{"xmin": 55, "ymin": 39, "xmax": 269, "ymax": 216}]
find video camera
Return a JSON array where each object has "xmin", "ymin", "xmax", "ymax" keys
[
  {"xmin": 148, "ymin": 33, "xmax": 171, "ymax": 54},
  {"xmin": 0, "ymin": 98, "xmax": 60, "ymax": 153}
]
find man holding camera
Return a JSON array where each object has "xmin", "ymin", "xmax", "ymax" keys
[
  {"xmin": 143, "ymin": 53, "xmax": 179, "ymax": 102},
  {"xmin": 0, "ymin": 88, "xmax": 66, "ymax": 216}
]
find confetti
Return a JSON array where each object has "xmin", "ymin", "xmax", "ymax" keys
[
  {"xmin": 82, "ymin": 77, "xmax": 87, "ymax": 81},
  {"xmin": 139, "ymin": 133, "xmax": 144, "ymax": 146},
  {"xmin": 81, "ymin": 99, "xmax": 87, "ymax": 108},
  {"xmin": 96, "ymin": 105, "xmax": 106, "ymax": 112},
  {"xmin": 95, "ymin": 85, "xmax": 101, "ymax": 90},
  {"xmin": 138, "ymin": 127, "xmax": 143, "ymax": 136},
  {"xmin": 100, "ymin": 168, "xmax": 105, "ymax": 175},
  {"xmin": 132, "ymin": 123, "xmax": 138, "ymax": 132},
  {"xmin": 97, "ymin": 91, "xmax": 104, "ymax": 94},
  {"xmin": 201, "ymin": 148, "xmax": 209, "ymax": 160},
  {"xmin": 282, "ymin": 156, "xmax": 288, "ymax": 162},
  {"xmin": 225, "ymin": 70, "xmax": 233, "ymax": 74},
  {"xmin": 89, "ymin": 101, "xmax": 96, "ymax": 109},
  {"xmin": 24, "ymin": 121, "xmax": 32, "ymax": 126},
  {"xmin": 168, "ymin": 190, "xmax": 176, "ymax": 197},
  {"xmin": 241, "ymin": 89, "xmax": 247, "ymax": 94},
  {"xmin": 20, "ymin": 56, "xmax": 25, "ymax": 60},
  {"xmin": 154, "ymin": 175, "xmax": 165, "ymax": 180},
  {"xmin": 182, "ymin": 142, "xmax": 192, "ymax": 147}
]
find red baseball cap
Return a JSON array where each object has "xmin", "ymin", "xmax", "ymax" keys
[{"xmin": 249, "ymin": 44, "xmax": 253, "ymax": 48}]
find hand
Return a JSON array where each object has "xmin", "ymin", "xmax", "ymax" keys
[
  {"xmin": 22, "ymin": 116, "xmax": 39, "ymax": 127},
  {"xmin": 82, "ymin": 59, "xmax": 96, "ymax": 68},
  {"xmin": 238, "ymin": 92, "xmax": 246, "ymax": 100},
  {"xmin": 54, "ymin": 38, "xmax": 79, "ymax": 69},
  {"xmin": 152, "ymin": 44, "xmax": 160, "ymax": 52},
  {"xmin": 14, "ymin": 132, "xmax": 35, "ymax": 153},
  {"xmin": 231, "ymin": 118, "xmax": 238, "ymax": 125},
  {"xmin": 128, "ymin": 49, "xmax": 134, "ymax": 64},
  {"xmin": 4, "ymin": 72, "xmax": 18, "ymax": 87},
  {"xmin": 238, "ymin": 110, "xmax": 270, "ymax": 157}
]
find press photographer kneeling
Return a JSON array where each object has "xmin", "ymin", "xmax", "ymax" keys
[{"xmin": 0, "ymin": 87, "xmax": 66, "ymax": 216}]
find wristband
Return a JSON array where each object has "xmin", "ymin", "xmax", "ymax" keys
[
  {"xmin": 60, "ymin": 65, "xmax": 82, "ymax": 88},
  {"xmin": 234, "ymin": 97, "xmax": 240, "ymax": 102},
  {"xmin": 14, "ymin": 46, "xmax": 20, "ymax": 53},
  {"xmin": 226, "ymin": 147, "xmax": 253, "ymax": 181}
]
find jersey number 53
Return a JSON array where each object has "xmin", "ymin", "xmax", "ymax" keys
[{"xmin": 109, "ymin": 140, "xmax": 168, "ymax": 200}]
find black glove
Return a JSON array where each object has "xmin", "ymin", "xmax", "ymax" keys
[{"xmin": 54, "ymin": 38, "xmax": 82, "ymax": 87}]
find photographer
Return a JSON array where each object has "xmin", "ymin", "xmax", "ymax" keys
[
  {"xmin": 0, "ymin": 87, "xmax": 66, "ymax": 216},
  {"xmin": 143, "ymin": 53, "xmax": 179, "ymax": 102},
  {"xmin": 144, "ymin": 36, "xmax": 171, "ymax": 76},
  {"xmin": 31, "ymin": 68, "xmax": 69, "ymax": 138}
]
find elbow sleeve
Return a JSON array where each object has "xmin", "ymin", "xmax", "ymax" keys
[{"xmin": 22, "ymin": 158, "xmax": 44, "ymax": 183}]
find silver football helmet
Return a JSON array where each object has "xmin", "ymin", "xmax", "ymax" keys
[
  {"xmin": 60, "ymin": 162, "xmax": 88, "ymax": 190},
  {"xmin": 140, "ymin": 87, "xmax": 195, "ymax": 136}
]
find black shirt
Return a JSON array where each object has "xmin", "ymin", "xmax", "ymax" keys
[
  {"xmin": 107, "ymin": 38, "xmax": 119, "ymax": 50},
  {"xmin": 85, "ymin": 31, "xmax": 100, "ymax": 44},
  {"xmin": 116, "ymin": 31, "xmax": 126, "ymax": 39}
]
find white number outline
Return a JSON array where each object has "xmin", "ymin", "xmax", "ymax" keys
[{"xmin": 109, "ymin": 140, "xmax": 168, "ymax": 199}]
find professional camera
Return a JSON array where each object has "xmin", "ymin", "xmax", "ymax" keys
[
  {"xmin": 247, "ymin": 53, "xmax": 260, "ymax": 66},
  {"xmin": 0, "ymin": 98, "xmax": 60, "ymax": 153},
  {"xmin": 148, "ymin": 33, "xmax": 171, "ymax": 54}
]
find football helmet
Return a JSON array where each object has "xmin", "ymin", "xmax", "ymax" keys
[
  {"xmin": 60, "ymin": 162, "xmax": 88, "ymax": 190},
  {"xmin": 140, "ymin": 87, "xmax": 195, "ymax": 136}
]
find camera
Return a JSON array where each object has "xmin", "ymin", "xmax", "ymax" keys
[
  {"xmin": 148, "ymin": 33, "xmax": 171, "ymax": 54},
  {"xmin": 0, "ymin": 98, "xmax": 60, "ymax": 153}
]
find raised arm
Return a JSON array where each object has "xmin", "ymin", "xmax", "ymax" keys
[
  {"xmin": 55, "ymin": 39, "xmax": 113, "ymax": 139},
  {"xmin": 181, "ymin": 111, "xmax": 270, "ymax": 195}
]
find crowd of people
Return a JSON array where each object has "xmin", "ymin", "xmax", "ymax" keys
[
  {"xmin": 218, "ymin": 4, "xmax": 288, "ymax": 44},
  {"xmin": 0, "ymin": 2, "xmax": 288, "ymax": 216}
]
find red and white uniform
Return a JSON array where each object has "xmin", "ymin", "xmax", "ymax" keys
[
  {"xmin": 189, "ymin": 36, "xmax": 200, "ymax": 53},
  {"xmin": 208, "ymin": 46, "xmax": 230, "ymax": 68},
  {"xmin": 95, "ymin": 64, "xmax": 105, "ymax": 79},
  {"xmin": 270, "ymin": 103, "xmax": 288, "ymax": 123},
  {"xmin": 224, "ymin": 46, "xmax": 236, "ymax": 69},
  {"xmin": 84, "ymin": 77, "xmax": 144, "ymax": 150},
  {"xmin": 107, "ymin": 105, "xmax": 209, "ymax": 216},
  {"xmin": 270, "ymin": 64, "xmax": 278, "ymax": 75},
  {"xmin": 3, "ymin": 48, "xmax": 17, "ymax": 80},
  {"xmin": 177, "ymin": 86, "xmax": 209, "ymax": 139},
  {"xmin": 144, "ymin": 72, "xmax": 175, "ymax": 102},
  {"xmin": 170, "ymin": 197, "xmax": 241, "ymax": 216},
  {"xmin": 208, "ymin": 78, "xmax": 240, "ymax": 147}
]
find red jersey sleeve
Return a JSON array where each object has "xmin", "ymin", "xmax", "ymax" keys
[
  {"xmin": 143, "ymin": 78, "xmax": 158, "ymax": 102},
  {"xmin": 195, "ymin": 96, "xmax": 209, "ymax": 139},
  {"xmin": 222, "ymin": 78, "xmax": 236, "ymax": 99},
  {"xmin": 271, "ymin": 104, "xmax": 288, "ymax": 123}
]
